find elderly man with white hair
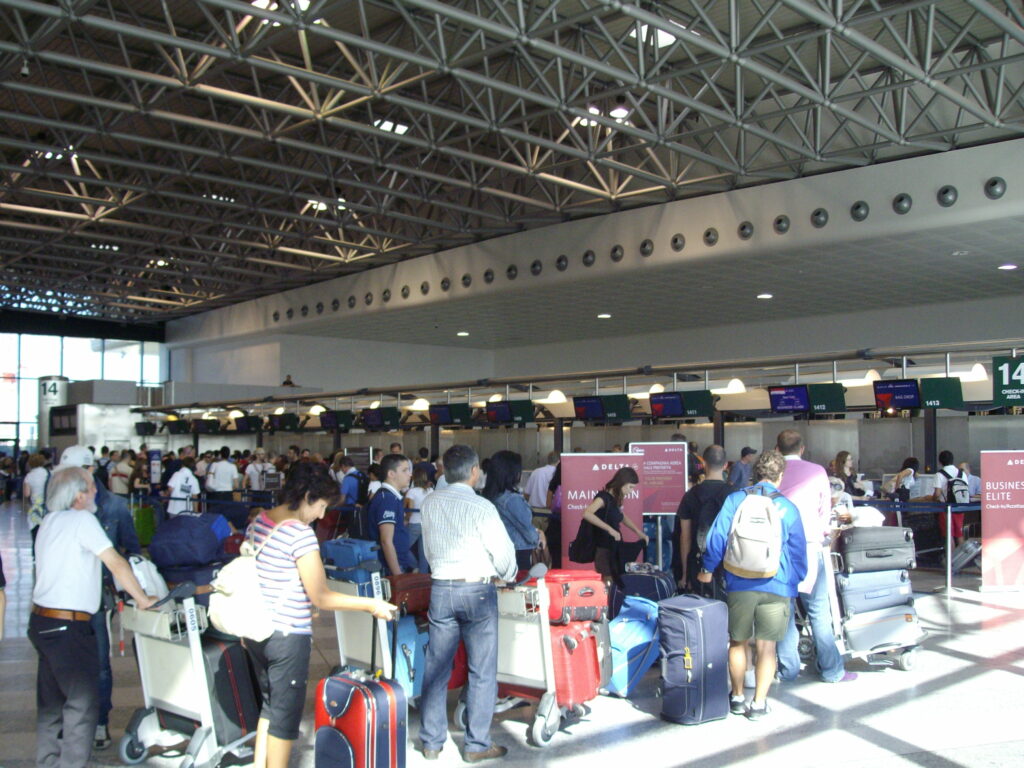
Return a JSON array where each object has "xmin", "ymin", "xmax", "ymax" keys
[{"xmin": 29, "ymin": 460, "xmax": 155, "ymax": 768}]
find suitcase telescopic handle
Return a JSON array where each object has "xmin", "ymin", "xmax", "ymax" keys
[{"xmin": 578, "ymin": 587, "xmax": 595, "ymax": 598}]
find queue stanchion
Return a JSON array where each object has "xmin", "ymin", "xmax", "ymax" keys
[{"xmin": 946, "ymin": 503, "xmax": 953, "ymax": 593}]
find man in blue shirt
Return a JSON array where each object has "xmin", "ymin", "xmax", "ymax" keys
[
  {"xmin": 369, "ymin": 453, "xmax": 416, "ymax": 575},
  {"xmin": 699, "ymin": 449, "xmax": 807, "ymax": 721}
]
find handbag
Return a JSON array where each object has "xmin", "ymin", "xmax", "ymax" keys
[
  {"xmin": 568, "ymin": 517, "xmax": 596, "ymax": 564},
  {"xmin": 208, "ymin": 521, "xmax": 291, "ymax": 641}
]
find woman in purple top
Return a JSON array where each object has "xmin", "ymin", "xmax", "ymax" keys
[{"xmin": 246, "ymin": 462, "xmax": 396, "ymax": 768}]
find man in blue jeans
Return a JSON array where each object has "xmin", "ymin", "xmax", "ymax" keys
[
  {"xmin": 419, "ymin": 445, "xmax": 517, "ymax": 763},
  {"xmin": 773, "ymin": 430, "xmax": 856, "ymax": 684}
]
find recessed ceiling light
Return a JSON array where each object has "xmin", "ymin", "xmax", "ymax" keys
[
  {"xmin": 951, "ymin": 250, "xmax": 970, "ymax": 257},
  {"xmin": 457, "ymin": 331, "xmax": 469, "ymax": 336},
  {"xmin": 757, "ymin": 293, "xmax": 773, "ymax": 300},
  {"xmin": 998, "ymin": 263, "xmax": 1018, "ymax": 270},
  {"xmin": 597, "ymin": 313, "xmax": 612, "ymax": 319}
]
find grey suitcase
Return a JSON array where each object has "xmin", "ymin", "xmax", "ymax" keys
[
  {"xmin": 951, "ymin": 539, "xmax": 982, "ymax": 574},
  {"xmin": 843, "ymin": 603, "xmax": 924, "ymax": 653},
  {"xmin": 836, "ymin": 570, "xmax": 913, "ymax": 618}
]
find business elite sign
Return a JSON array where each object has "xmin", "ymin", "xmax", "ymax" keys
[
  {"xmin": 559, "ymin": 454, "xmax": 643, "ymax": 571},
  {"xmin": 980, "ymin": 450, "xmax": 1024, "ymax": 591}
]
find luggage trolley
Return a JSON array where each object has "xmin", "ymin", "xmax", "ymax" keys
[
  {"xmin": 453, "ymin": 570, "xmax": 608, "ymax": 748},
  {"xmin": 796, "ymin": 545, "xmax": 925, "ymax": 672},
  {"xmin": 119, "ymin": 583, "xmax": 256, "ymax": 768}
]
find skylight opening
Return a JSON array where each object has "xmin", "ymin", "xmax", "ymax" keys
[
  {"xmin": 628, "ymin": 20, "xmax": 699, "ymax": 49},
  {"xmin": 374, "ymin": 118, "xmax": 410, "ymax": 135}
]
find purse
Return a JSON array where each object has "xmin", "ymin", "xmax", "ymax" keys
[{"xmin": 208, "ymin": 521, "xmax": 290, "ymax": 641}]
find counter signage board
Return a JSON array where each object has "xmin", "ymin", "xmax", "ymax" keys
[
  {"xmin": 345, "ymin": 446, "xmax": 373, "ymax": 473},
  {"xmin": 681, "ymin": 390, "xmax": 715, "ymax": 418},
  {"xmin": 629, "ymin": 442, "xmax": 688, "ymax": 516},
  {"xmin": 920, "ymin": 377, "xmax": 964, "ymax": 409},
  {"xmin": 980, "ymin": 450, "xmax": 1024, "ymax": 591},
  {"xmin": 808, "ymin": 383, "xmax": 846, "ymax": 414},
  {"xmin": 559, "ymin": 453, "xmax": 642, "ymax": 571},
  {"xmin": 992, "ymin": 356, "xmax": 1024, "ymax": 407}
]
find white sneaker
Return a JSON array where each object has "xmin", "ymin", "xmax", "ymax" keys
[{"xmin": 94, "ymin": 724, "xmax": 111, "ymax": 750}]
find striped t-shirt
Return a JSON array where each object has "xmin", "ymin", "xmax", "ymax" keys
[{"xmin": 252, "ymin": 511, "xmax": 319, "ymax": 634}]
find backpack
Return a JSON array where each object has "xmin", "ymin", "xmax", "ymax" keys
[
  {"xmin": 354, "ymin": 470, "xmax": 371, "ymax": 506},
  {"xmin": 94, "ymin": 460, "xmax": 110, "ymax": 489},
  {"xmin": 940, "ymin": 468, "xmax": 971, "ymax": 506},
  {"xmin": 723, "ymin": 487, "xmax": 785, "ymax": 580},
  {"xmin": 149, "ymin": 512, "xmax": 224, "ymax": 569}
]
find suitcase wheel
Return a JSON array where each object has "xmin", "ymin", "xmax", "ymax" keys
[
  {"xmin": 454, "ymin": 700, "xmax": 469, "ymax": 730},
  {"xmin": 529, "ymin": 713, "xmax": 558, "ymax": 747},
  {"xmin": 118, "ymin": 734, "xmax": 147, "ymax": 765},
  {"xmin": 896, "ymin": 648, "xmax": 918, "ymax": 671}
]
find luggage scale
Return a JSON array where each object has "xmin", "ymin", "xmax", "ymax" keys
[
  {"xmin": 796, "ymin": 544, "xmax": 925, "ymax": 672},
  {"xmin": 120, "ymin": 583, "xmax": 256, "ymax": 768}
]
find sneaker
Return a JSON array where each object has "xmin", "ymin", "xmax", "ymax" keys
[
  {"xmin": 745, "ymin": 701, "xmax": 770, "ymax": 721},
  {"xmin": 730, "ymin": 695, "xmax": 747, "ymax": 715},
  {"xmin": 94, "ymin": 724, "xmax": 111, "ymax": 750},
  {"xmin": 829, "ymin": 671, "xmax": 858, "ymax": 683}
]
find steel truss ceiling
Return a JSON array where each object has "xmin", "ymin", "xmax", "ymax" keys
[{"xmin": 0, "ymin": 0, "xmax": 1022, "ymax": 323}]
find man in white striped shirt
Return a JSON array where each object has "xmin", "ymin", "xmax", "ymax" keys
[{"xmin": 418, "ymin": 445, "xmax": 516, "ymax": 763}]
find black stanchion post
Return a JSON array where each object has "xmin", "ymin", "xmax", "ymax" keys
[{"xmin": 946, "ymin": 503, "xmax": 953, "ymax": 592}]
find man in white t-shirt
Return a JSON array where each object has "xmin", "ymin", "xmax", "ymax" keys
[
  {"xmin": 29, "ymin": 465, "xmax": 155, "ymax": 768},
  {"xmin": 244, "ymin": 448, "xmax": 274, "ymax": 492},
  {"xmin": 165, "ymin": 457, "xmax": 200, "ymax": 516},
  {"xmin": 933, "ymin": 450, "xmax": 970, "ymax": 547},
  {"xmin": 523, "ymin": 451, "xmax": 558, "ymax": 508},
  {"xmin": 205, "ymin": 446, "xmax": 240, "ymax": 505}
]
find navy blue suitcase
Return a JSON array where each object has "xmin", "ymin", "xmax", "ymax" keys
[
  {"xmin": 658, "ymin": 594, "xmax": 729, "ymax": 725},
  {"xmin": 611, "ymin": 571, "xmax": 675, "ymax": 616}
]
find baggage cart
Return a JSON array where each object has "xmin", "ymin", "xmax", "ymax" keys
[{"xmin": 119, "ymin": 583, "xmax": 257, "ymax": 768}]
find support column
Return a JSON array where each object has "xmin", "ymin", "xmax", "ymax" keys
[{"xmin": 923, "ymin": 408, "xmax": 938, "ymax": 472}]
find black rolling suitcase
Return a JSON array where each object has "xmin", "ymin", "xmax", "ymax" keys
[
  {"xmin": 836, "ymin": 527, "xmax": 916, "ymax": 573},
  {"xmin": 658, "ymin": 594, "xmax": 729, "ymax": 725},
  {"xmin": 836, "ymin": 570, "xmax": 913, "ymax": 618},
  {"xmin": 155, "ymin": 637, "xmax": 261, "ymax": 744}
]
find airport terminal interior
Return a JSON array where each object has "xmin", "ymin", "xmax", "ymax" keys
[{"xmin": 2, "ymin": 1, "xmax": 1024, "ymax": 767}]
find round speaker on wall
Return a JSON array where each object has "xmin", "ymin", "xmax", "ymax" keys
[
  {"xmin": 738, "ymin": 221, "xmax": 754, "ymax": 239},
  {"xmin": 582, "ymin": 249, "xmax": 596, "ymax": 266},
  {"xmin": 773, "ymin": 215, "xmax": 790, "ymax": 234},
  {"xmin": 703, "ymin": 228, "xmax": 718, "ymax": 246},
  {"xmin": 850, "ymin": 201, "xmax": 869, "ymax": 222},
  {"xmin": 610, "ymin": 244, "xmax": 624, "ymax": 262},
  {"xmin": 670, "ymin": 233, "xmax": 685, "ymax": 251},
  {"xmin": 810, "ymin": 208, "xmax": 829, "ymax": 228}
]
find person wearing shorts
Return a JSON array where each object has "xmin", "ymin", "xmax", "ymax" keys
[
  {"xmin": 699, "ymin": 450, "xmax": 807, "ymax": 721},
  {"xmin": 245, "ymin": 462, "xmax": 396, "ymax": 768}
]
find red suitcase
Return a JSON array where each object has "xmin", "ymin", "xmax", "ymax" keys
[
  {"xmin": 542, "ymin": 570, "xmax": 609, "ymax": 624},
  {"xmin": 550, "ymin": 622, "xmax": 601, "ymax": 709},
  {"xmin": 314, "ymin": 673, "xmax": 407, "ymax": 768},
  {"xmin": 385, "ymin": 573, "xmax": 432, "ymax": 616}
]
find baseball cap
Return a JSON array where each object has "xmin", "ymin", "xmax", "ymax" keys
[
  {"xmin": 59, "ymin": 445, "xmax": 95, "ymax": 468},
  {"xmin": 740, "ymin": 447, "xmax": 757, "ymax": 458}
]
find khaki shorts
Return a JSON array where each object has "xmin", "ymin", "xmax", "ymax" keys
[{"xmin": 726, "ymin": 591, "xmax": 791, "ymax": 642}]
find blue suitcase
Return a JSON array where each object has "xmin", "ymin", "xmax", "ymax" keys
[
  {"xmin": 322, "ymin": 538, "xmax": 380, "ymax": 571},
  {"xmin": 836, "ymin": 569, "xmax": 913, "ymax": 618},
  {"xmin": 607, "ymin": 596, "xmax": 660, "ymax": 697},
  {"xmin": 390, "ymin": 615, "xmax": 428, "ymax": 703},
  {"xmin": 325, "ymin": 566, "xmax": 378, "ymax": 598},
  {"xmin": 658, "ymin": 594, "xmax": 729, "ymax": 725},
  {"xmin": 611, "ymin": 571, "xmax": 675, "ymax": 616}
]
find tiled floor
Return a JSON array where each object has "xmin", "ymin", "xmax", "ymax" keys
[{"xmin": 3, "ymin": 498, "xmax": 1024, "ymax": 768}]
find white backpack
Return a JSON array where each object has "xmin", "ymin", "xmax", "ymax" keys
[
  {"xmin": 723, "ymin": 488, "xmax": 785, "ymax": 579},
  {"xmin": 208, "ymin": 523, "xmax": 292, "ymax": 640}
]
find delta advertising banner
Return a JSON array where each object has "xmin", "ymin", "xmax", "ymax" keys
[
  {"xmin": 981, "ymin": 450, "xmax": 1024, "ymax": 591},
  {"xmin": 629, "ymin": 442, "xmax": 689, "ymax": 515},
  {"xmin": 560, "ymin": 453, "xmax": 642, "ymax": 571}
]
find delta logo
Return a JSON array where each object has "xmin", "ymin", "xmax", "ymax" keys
[
  {"xmin": 1007, "ymin": 459, "xmax": 1024, "ymax": 466},
  {"xmin": 592, "ymin": 463, "xmax": 639, "ymax": 471}
]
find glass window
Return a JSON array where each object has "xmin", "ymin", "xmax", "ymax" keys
[
  {"xmin": 104, "ymin": 339, "xmax": 141, "ymax": 382},
  {"xmin": 0, "ymin": 374, "xmax": 16, "ymax": 421},
  {"xmin": 18, "ymin": 334, "xmax": 62, "ymax": 379},
  {"xmin": 62, "ymin": 336, "xmax": 102, "ymax": 381},
  {"xmin": 20, "ymin": 421, "xmax": 39, "ymax": 450},
  {"xmin": 19, "ymin": 378, "xmax": 40, "ymax": 423},
  {"xmin": 142, "ymin": 341, "xmax": 163, "ymax": 384},
  {"xmin": 0, "ymin": 333, "xmax": 18, "ymax": 366}
]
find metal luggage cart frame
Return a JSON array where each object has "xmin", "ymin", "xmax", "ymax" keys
[
  {"xmin": 119, "ymin": 588, "xmax": 255, "ymax": 768},
  {"xmin": 796, "ymin": 545, "xmax": 925, "ymax": 672}
]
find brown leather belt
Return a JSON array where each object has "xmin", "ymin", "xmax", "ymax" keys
[
  {"xmin": 167, "ymin": 582, "xmax": 214, "ymax": 595},
  {"xmin": 32, "ymin": 605, "xmax": 93, "ymax": 622}
]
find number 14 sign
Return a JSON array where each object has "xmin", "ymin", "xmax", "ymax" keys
[{"xmin": 993, "ymin": 356, "xmax": 1024, "ymax": 407}]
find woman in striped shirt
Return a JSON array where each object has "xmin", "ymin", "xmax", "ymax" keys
[{"xmin": 246, "ymin": 461, "xmax": 396, "ymax": 768}]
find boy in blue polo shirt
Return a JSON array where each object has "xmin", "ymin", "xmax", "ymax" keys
[{"xmin": 369, "ymin": 453, "xmax": 416, "ymax": 575}]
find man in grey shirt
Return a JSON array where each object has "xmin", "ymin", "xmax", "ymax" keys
[
  {"xmin": 727, "ymin": 447, "xmax": 758, "ymax": 488},
  {"xmin": 418, "ymin": 445, "xmax": 516, "ymax": 763}
]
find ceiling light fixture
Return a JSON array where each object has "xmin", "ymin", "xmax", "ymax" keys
[
  {"xmin": 488, "ymin": 393, "xmax": 503, "ymax": 402},
  {"xmin": 228, "ymin": 409, "xmax": 245, "ymax": 419},
  {"xmin": 955, "ymin": 363, "xmax": 989, "ymax": 383},
  {"xmin": 838, "ymin": 368, "xmax": 881, "ymax": 387},
  {"xmin": 409, "ymin": 398, "xmax": 431, "ymax": 411},
  {"xmin": 998, "ymin": 263, "xmax": 1018, "ymax": 270},
  {"xmin": 597, "ymin": 313, "xmax": 612, "ymax": 319},
  {"xmin": 369, "ymin": 400, "xmax": 381, "ymax": 409},
  {"xmin": 609, "ymin": 106, "xmax": 630, "ymax": 120},
  {"xmin": 537, "ymin": 389, "xmax": 567, "ymax": 404},
  {"xmin": 649, "ymin": 383, "xmax": 665, "ymax": 394},
  {"xmin": 273, "ymin": 406, "xmax": 285, "ymax": 415},
  {"xmin": 457, "ymin": 331, "xmax": 469, "ymax": 337},
  {"xmin": 711, "ymin": 378, "xmax": 746, "ymax": 395},
  {"xmin": 308, "ymin": 404, "xmax": 326, "ymax": 415},
  {"xmin": 757, "ymin": 293, "xmax": 773, "ymax": 300}
]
